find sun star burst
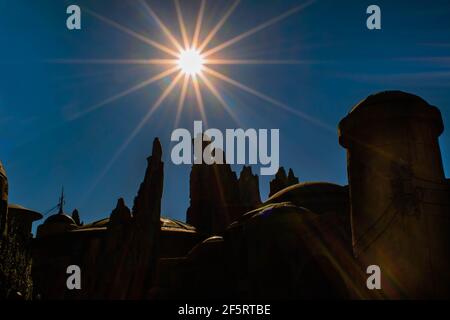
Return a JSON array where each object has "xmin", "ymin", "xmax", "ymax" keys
[
  {"xmin": 61, "ymin": 0, "xmax": 328, "ymax": 192},
  {"xmin": 177, "ymin": 48, "xmax": 205, "ymax": 76}
]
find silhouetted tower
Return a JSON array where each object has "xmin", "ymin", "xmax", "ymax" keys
[{"xmin": 339, "ymin": 91, "xmax": 450, "ymax": 298}]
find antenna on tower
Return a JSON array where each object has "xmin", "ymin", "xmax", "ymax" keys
[{"xmin": 57, "ymin": 186, "xmax": 65, "ymax": 214}]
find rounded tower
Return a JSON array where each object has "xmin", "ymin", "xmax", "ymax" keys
[{"xmin": 338, "ymin": 91, "xmax": 449, "ymax": 298}]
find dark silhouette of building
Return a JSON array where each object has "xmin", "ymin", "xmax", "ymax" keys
[
  {"xmin": 1, "ymin": 91, "xmax": 449, "ymax": 299},
  {"xmin": 339, "ymin": 91, "xmax": 450, "ymax": 298},
  {"xmin": 0, "ymin": 161, "xmax": 42, "ymax": 299}
]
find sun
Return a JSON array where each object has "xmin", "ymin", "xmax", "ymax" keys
[
  {"xmin": 64, "ymin": 0, "xmax": 322, "ymax": 183},
  {"xmin": 69, "ymin": 0, "xmax": 318, "ymax": 127},
  {"xmin": 177, "ymin": 48, "xmax": 205, "ymax": 76}
]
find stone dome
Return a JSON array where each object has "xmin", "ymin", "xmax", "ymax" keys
[
  {"xmin": 339, "ymin": 91, "xmax": 444, "ymax": 147},
  {"xmin": 349, "ymin": 91, "xmax": 429, "ymax": 114},
  {"xmin": 36, "ymin": 213, "xmax": 77, "ymax": 238},
  {"xmin": 264, "ymin": 182, "xmax": 348, "ymax": 215},
  {"xmin": 44, "ymin": 213, "xmax": 76, "ymax": 225}
]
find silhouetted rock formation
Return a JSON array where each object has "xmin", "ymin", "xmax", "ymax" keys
[
  {"xmin": 109, "ymin": 198, "xmax": 132, "ymax": 226},
  {"xmin": 71, "ymin": 209, "xmax": 83, "ymax": 226},
  {"xmin": 238, "ymin": 166, "xmax": 261, "ymax": 208},
  {"xmin": 288, "ymin": 168, "xmax": 299, "ymax": 184},
  {"xmin": 269, "ymin": 167, "xmax": 299, "ymax": 196},
  {"xmin": 186, "ymin": 161, "xmax": 241, "ymax": 235},
  {"xmin": 127, "ymin": 137, "xmax": 164, "ymax": 298},
  {"xmin": 27, "ymin": 91, "xmax": 450, "ymax": 300},
  {"xmin": 186, "ymin": 138, "xmax": 263, "ymax": 235},
  {"xmin": 33, "ymin": 138, "xmax": 165, "ymax": 299}
]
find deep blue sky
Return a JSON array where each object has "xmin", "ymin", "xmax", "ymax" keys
[{"xmin": 1, "ymin": 0, "xmax": 449, "ymax": 231}]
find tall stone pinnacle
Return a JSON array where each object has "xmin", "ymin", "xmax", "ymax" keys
[
  {"xmin": 151, "ymin": 137, "xmax": 162, "ymax": 162},
  {"xmin": 109, "ymin": 198, "xmax": 131, "ymax": 226},
  {"xmin": 269, "ymin": 167, "xmax": 299, "ymax": 197},
  {"xmin": 238, "ymin": 166, "xmax": 261, "ymax": 208},
  {"xmin": 71, "ymin": 209, "xmax": 83, "ymax": 226},
  {"xmin": 287, "ymin": 168, "xmax": 299, "ymax": 185},
  {"xmin": 132, "ymin": 137, "xmax": 164, "ymax": 222},
  {"xmin": 128, "ymin": 137, "xmax": 164, "ymax": 298}
]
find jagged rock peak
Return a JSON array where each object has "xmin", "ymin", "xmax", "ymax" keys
[
  {"xmin": 152, "ymin": 137, "xmax": 162, "ymax": 161},
  {"xmin": 238, "ymin": 166, "xmax": 261, "ymax": 208},
  {"xmin": 288, "ymin": 168, "xmax": 299, "ymax": 185},
  {"xmin": 132, "ymin": 137, "xmax": 164, "ymax": 222},
  {"xmin": 71, "ymin": 209, "xmax": 83, "ymax": 226},
  {"xmin": 240, "ymin": 165, "xmax": 254, "ymax": 178},
  {"xmin": 116, "ymin": 198, "xmax": 127, "ymax": 210},
  {"xmin": 110, "ymin": 197, "xmax": 132, "ymax": 225},
  {"xmin": 276, "ymin": 167, "xmax": 287, "ymax": 180},
  {"xmin": 269, "ymin": 167, "xmax": 299, "ymax": 197}
]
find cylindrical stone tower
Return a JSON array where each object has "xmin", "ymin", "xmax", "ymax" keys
[{"xmin": 338, "ymin": 91, "xmax": 449, "ymax": 299}]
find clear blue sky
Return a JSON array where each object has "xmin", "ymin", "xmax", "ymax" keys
[{"xmin": 1, "ymin": 0, "xmax": 449, "ymax": 231}]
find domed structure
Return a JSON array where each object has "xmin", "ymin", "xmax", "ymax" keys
[
  {"xmin": 265, "ymin": 182, "xmax": 348, "ymax": 216},
  {"xmin": 43, "ymin": 213, "xmax": 76, "ymax": 225},
  {"xmin": 349, "ymin": 90, "xmax": 429, "ymax": 114},
  {"xmin": 36, "ymin": 213, "xmax": 78, "ymax": 238},
  {"xmin": 339, "ymin": 90, "xmax": 444, "ymax": 148},
  {"xmin": 225, "ymin": 202, "xmax": 350, "ymax": 299},
  {"xmin": 36, "ymin": 187, "xmax": 78, "ymax": 238}
]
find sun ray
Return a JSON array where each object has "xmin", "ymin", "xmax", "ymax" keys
[
  {"xmin": 174, "ymin": 0, "xmax": 190, "ymax": 50},
  {"xmin": 136, "ymin": 71, "xmax": 184, "ymax": 135},
  {"xmin": 85, "ymin": 71, "xmax": 183, "ymax": 198},
  {"xmin": 139, "ymin": 0, "xmax": 184, "ymax": 52},
  {"xmin": 205, "ymin": 59, "xmax": 308, "ymax": 65},
  {"xmin": 197, "ymin": 72, "xmax": 242, "ymax": 127},
  {"xmin": 48, "ymin": 58, "xmax": 178, "ymax": 65},
  {"xmin": 192, "ymin": 0, "xmax": 206, "ymax": 49},
  {"xmin": 73, "ymin": 66, "xmax": 180, "ymax": 120},
  {"xmin": 192, "ymin": 74, "xmax": 208, "ymax": 126},
  {"xmin": 197, "ymin": 0, "xmax": 240, "ymax": 52},
  {"xmin": 203, "ymin": 0, "xmax": 316, "ymax": 57},
  {"xmin": 203, "ymin": 66, "xmax": 333, "ymax": 132},
  {"xmin": 174, "ymin": 74, "xmax": 190, "ymax": 128},
  {"xmin": 83, "ymin": 7, "xmax": 179, "ymax": 57},
  {"xmin": 73, "ymin": 1, "xmax": 330, "ymax": 147}
]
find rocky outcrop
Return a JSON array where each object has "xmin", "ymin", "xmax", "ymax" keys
[
  {"xmin": 185, "ymin": 135, "xmax": 266, "ymax": 235},
  {"xmin": 32, "ymin": 138, "xmax": 165, "ymax": 300},
  {"xmin": 109, "ymin": 198, "xmax": 132, "ymax": 226},
  {"xmin": 288, "ymin": 168, "xmax": 299, "ymax": 185},
  {"xmin": 269, "ymin": 167, "xmax": 299, "ymax": 197},
  {"xmin": 127, "ymin": 137, "xmax": 164, "ymax": 298},
  {"xmin": 238, "ymin": 166, "xmax": 261, "ymax": 209},
  {"xmin": 71, "ymin": 209, "xmax": 83, "ymax": 226},
  {"xmin": 186, "ymin": 160, "xmax": 241, "ymax": 235}
]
